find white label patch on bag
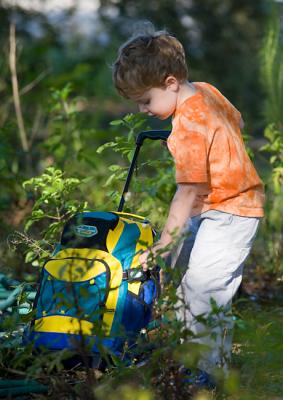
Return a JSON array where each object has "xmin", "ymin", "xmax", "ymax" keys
[{"xmin": 75, "ymin": 225, "xmax": 98, "ymax": 237}]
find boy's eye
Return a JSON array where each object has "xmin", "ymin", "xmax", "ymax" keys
[{"xmin": 140, "ymin": 99, "xmax": 150, "ymax": 106}]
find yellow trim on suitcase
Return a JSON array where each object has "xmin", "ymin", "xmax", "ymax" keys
[
  {"xmin": 45, "ymin": 249, "xmax": 107, "ymax": 282},
  {"xmin": 127, "ymin": 281, "xmax": 141, "ymax": 296},
  {"xmin": 106, "ymin": 219, "xmax": 124, "ymax": 253},
  {"xmin": 113, "ymin": 212, "xmax": 148, "ymax": 222},
  {"xmin": 34, "ymin": 315, "xmax": 94, "ymax": 335},
  {"xmin": 128, "ymin": 222, "xmax": 154, "ymax": 296},
  {"xmin": 102, "ymin": 255, "xmax": 123, "ymax": 335},
  {"xmin": 53, "ymin": 248, "xmax": 100, "ymax": 259}
]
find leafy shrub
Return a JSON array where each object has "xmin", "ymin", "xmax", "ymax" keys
[{"xmin": 255, "ymin": 8, "xmax": 283, "ymax": 275}]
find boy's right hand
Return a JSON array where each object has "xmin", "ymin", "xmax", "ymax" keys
[{"xmin": 139, "ymin": 250, "xmax": 150, "ymax": 271}]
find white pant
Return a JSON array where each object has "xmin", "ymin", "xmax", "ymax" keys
[{"xmin": 172, "ymin": 210, "xmax": 260, "ymax": 373}]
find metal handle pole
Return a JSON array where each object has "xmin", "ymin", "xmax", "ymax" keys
[
  {"xmin": 117, "ymin": 130, "xmax": 171, "ymax": 212},
  {"xmin": 118, "ymin": 144, "xmax": 141, "ymax": 212}
]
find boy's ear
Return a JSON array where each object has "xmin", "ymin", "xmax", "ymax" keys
[{"xmin": 164, "ymin": 75, "xmax": 179, "ymax": 91}]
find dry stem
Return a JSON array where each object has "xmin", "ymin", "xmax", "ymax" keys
[{"xmin": 9, "ymin": 23, "xmax": 29, "ymax": 153}]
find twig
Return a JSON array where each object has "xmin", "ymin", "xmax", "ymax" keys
[
  {"xmin": 7, "ymin": 231, "xmax": 52, "ymax": 257},
  {"xmin": 5, "ymin": 70, "xmax": 50, "ymax": 106},
  {"xmin": 44, "ymin": 214, "xmax": 61, "ymax": 221},
  {"xmin": 9, "ymin": 23, "xmax": 29, "ymax": 153},
  {"xmin": 20, "ymin": 69, "xmax": 51, "ymax": 96},
  {"xmin": 0, "ymin": 366, "xmax": 27, "ymax": 377},
  {"xmin": 29, "ymin": 107, "xmax": 42, "ymax": 146}
]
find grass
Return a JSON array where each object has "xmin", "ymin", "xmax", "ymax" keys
[{"xmin": 228, "ymin": 298, "xmax": 283, "ymax": 400}]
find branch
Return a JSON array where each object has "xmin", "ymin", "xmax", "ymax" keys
[
  {"xmin": 29, "ymin": 107, "xmax": 42, "ymax": 147},
  {"xmin": 9, "ymin": 23, "xmax": 29, "ymax": 153},
  {"xmin": 20, "ymin": 69, "xmax": 50, "ymax": 96},
  {"xmin": 0, "ymin": 367, "xmax": 27, "ymax": 377}
]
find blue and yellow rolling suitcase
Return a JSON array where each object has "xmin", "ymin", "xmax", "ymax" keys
[{"xmin": 28, "ymin": 131, "xmax": 170, "ymax": 366}]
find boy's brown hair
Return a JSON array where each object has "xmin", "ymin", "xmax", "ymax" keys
[{"xmin": 113, "ymin": 31, "xmax": 188, "ymax": 99}]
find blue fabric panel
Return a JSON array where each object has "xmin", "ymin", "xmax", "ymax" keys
[
  {"xmin": 140, "ymin": 279, "xmax": 157, "ymax": 306},
  {"xmin": 29, "ymin": 331, "xmax": 125, "ymax": 355},
  {"xmin": 52, "ymin": 243, "xmax": 62, "ymax": 256},
  {"xmin": 110, "ymin": 280, "xmax": 128, "ymax": 336},
  {"xmin": 112, "ymin": 221, "xmax": 140, "ymax": 269},
  {"xmin": 36, "ymin": 271, "xmax": 107, "ymax": 324},
  {"xmin": 121, "ymin": 292, "xmax": 151, "ymax": 337}
]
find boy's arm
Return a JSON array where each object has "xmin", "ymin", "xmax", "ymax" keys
[
  {"xmin": 158, "ymin": 182, "xmax": 199, "ymax": 248},
  {"xmin": 140, "ymin": 182, "xmax": 201, "ymax": 269}
]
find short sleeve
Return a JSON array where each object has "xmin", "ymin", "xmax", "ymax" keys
[
  {"xmin": 205, "ymin": 83, "xmax": 242, "ymax": 126},
  {"xmin": 167, "ymin": 128, "xmax": 208, "ymax": 183}
]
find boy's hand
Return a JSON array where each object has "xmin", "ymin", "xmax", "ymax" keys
[
  {"xmin": 139, "ymin": 249, "xmax": 166, "ymax": 294},
  {"xmin": 139, "ymin": 241, "xmax": 169, "ymax": 271},
  {"xmin": 139, "ymin": 249, "xmax": 150, "ymax": 271}
]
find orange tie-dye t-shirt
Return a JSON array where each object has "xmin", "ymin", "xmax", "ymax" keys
[{"xmin": 167, "ymin": 82, "xmax": 265, "ymax": 217}]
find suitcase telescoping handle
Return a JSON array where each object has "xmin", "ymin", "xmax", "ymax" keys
[
  {"xmin": 118, "ymin": 130, "xmax": 171, "ymax": 212},
  {"xmin": 135, "ymin": 130, "xmax": 171, "ymax": 145}
]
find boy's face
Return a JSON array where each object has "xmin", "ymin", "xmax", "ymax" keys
[{"xmin": 132, "ymin": 81, "xmax": 179, "ymax": 120}]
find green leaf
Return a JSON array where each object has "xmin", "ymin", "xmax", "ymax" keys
[
  {"xmin": 25, "ymin": 251, "xmax": 36, "ymax": 263},
  {"xmin": 109, "ymin": 164, "xmax": 122, "ymax": 172},
  {"xmin": 110, "ymin": 119, "xmax": 125, "ymax": 126},
  {"xmin": 96, "ymin": 142, "xmax": 118, "ymax": 154}
]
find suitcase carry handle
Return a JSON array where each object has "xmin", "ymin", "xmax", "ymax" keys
[
  {"xmin": 136, "ymin": 130, "xmax": 170, "ymax": 145},
  {"xmin": 118, "ymin": 130, "xmax": 171, "ymax": 212},
  {"xmin": 114, "ymin": 211, "xmax": 149, "ymax": 222}
]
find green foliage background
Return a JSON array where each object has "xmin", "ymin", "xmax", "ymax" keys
[{"xmin": 0, "ymin": 0, "xmax": 282, "ymax": 276}]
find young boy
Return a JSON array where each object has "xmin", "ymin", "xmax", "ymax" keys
[{"xmin": 112, "ymin": 31, "xmax": 265, "ymax": 383}]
